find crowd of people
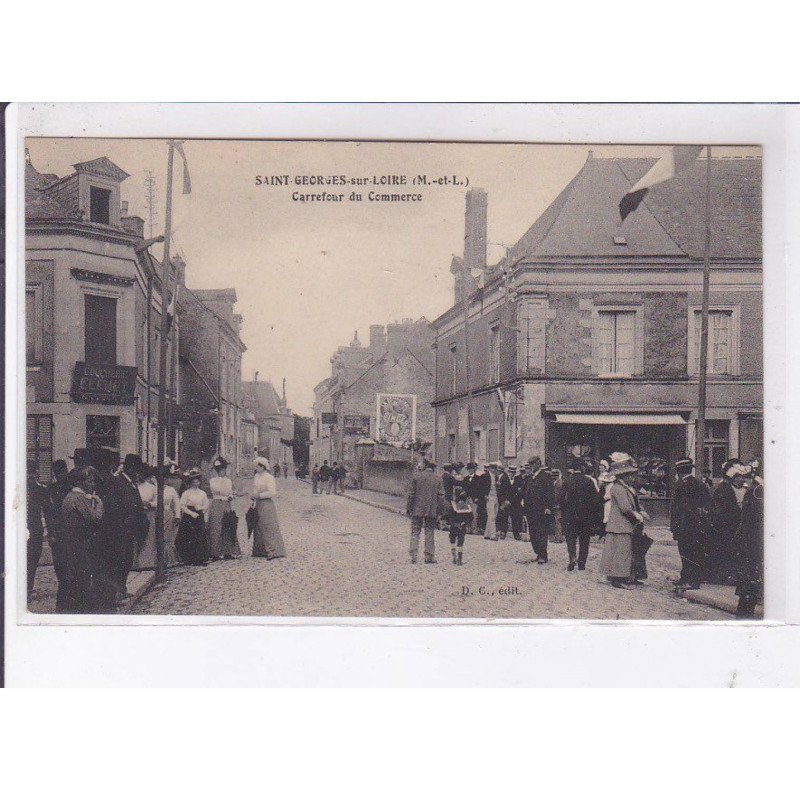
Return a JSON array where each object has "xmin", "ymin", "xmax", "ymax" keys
[
  {"xmin": 405, "ymin": 452, "xmax": 764, "ymax": 618},
  {"xmin": 310, "ymin": 460, "xmax": 348, "ymax": 495},
  {"xmin": 27, "ymin": 448, "xmax": 287, "ymax": 613}
]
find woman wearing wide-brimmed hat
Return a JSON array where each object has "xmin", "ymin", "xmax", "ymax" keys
[
  {"xmin": 250, "ymin": 457, "xmax": 287, "ymax": 559},
  {"xmin": 599, "ymin": 454, "xmax": 646, "ymax": 589},
  {"xmin": 206, "ymin": 455, "xmax": 240, "ymax": 560},
  {"xmin": 176, "ymin": 468, "xmax": 210, "ymax": 566}
]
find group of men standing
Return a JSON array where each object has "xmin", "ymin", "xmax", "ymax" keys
[
  {"xmin": 27, "ymin": 448, "xmax": 151, "ymax": 613},
  {"xmin": 311, "ymin": 460, "xmax": 347, "ymax": 495}
]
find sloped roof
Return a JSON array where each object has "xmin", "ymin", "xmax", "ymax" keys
[
  {"xmin": 506, "ymin": 155, "xmax": 761, "ymax": 262},
  {"xmin": 242, "ymin": 380, "xmax": 285, "ymax": 417},
  {"xmin": 25, "ymin": 162, "xmax": 77, "ymax": 221}
]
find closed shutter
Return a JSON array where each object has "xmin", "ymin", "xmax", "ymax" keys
[
  {"xmin": 84, "ymin": 294, "xmax": 117, "ymax": 366},
  {"xmin": 26, "ymin": 415, "xmax": 53, "ymax": 482},
  {"xmin": 598, "ymin": 312, "xmax": 614, "ymax": 373},
  {"xmin": 615, "ymin": 311, "xmax": 636, "ymax": 375}
]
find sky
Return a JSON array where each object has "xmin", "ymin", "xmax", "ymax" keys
[{"xmin": 26, "ymin": 139, "xmax": 758, "ymax": 415}]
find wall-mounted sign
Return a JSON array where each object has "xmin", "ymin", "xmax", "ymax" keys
[
  {"xmin": 376, "ymin": 393, "xmax": 416, "ymax": 444},
  {"xmin": 343, "ymin": 414, "xmax": 371, "ymax": 436},
  {"xmin": 321, "ymin": 412, "xmax": 338, "ymax": 426},
  {"xmin": 70, "ymin": 362, "xmax": 138, "ymax": 405}
]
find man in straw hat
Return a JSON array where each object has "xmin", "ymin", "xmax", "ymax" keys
[{"xmin": 669, "ymin": 457, "xmax": 710, "ymax": 590}]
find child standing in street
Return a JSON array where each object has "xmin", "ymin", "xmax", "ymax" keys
[{"xmin": 449, "ymin": 487, "xmax": 473, "ymax": 565}]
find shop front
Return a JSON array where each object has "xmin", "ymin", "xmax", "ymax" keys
[{"xmin": 546, "ymin": 412, "xmax": 690, "ymax": 523}]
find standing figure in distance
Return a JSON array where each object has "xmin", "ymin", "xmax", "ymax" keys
[
  {"xmin": 560, "ymin": 459, "xmax": 601, "ymax": 571},
  {"xmin": 733, "ymin": 460, "xmax": 763, "ymax": 618},
  {"xmin": 406, "ymin": 459, "xmax": 444, "ymax": 564},
  {"xmin": 448, "ymin": 487, "xmax": 474, "ymax": 565},
  {"xmin": 251, "ymin": 457, "xmax": 287, "ymax": 559},
  {"xmin": 669, "ymin": 457, "xmax": 710, "ymax": 590},
  {"xmin": 523, "ymin": 456, "xmax": 555, "ymax": 564}
]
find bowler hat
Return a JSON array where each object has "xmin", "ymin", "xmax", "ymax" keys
[{"xmin": 123, "ymin": 453, "xmax": 144, "ymax": 472}]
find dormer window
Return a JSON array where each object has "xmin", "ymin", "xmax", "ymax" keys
[{"xmin": 89, "ymin": 186, "xmax": 111, "ymax": 224}]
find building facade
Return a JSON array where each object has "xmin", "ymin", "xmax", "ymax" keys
[
  {"xmin": 177, "ymin": 284, "xmax": 247, "ymax": 474},
  {"xmin": 25, "ymin": 155, "xmax": 180, "ymax": 479},
  {"xmin": 241, "ymin": 377, "xmax": 295, "ymax": 474},
  {"xmin": 310, "ymin": 322, "xmax": 435, "ymax": 490},
  {"xmin": 431, "ymin": 156, "xmax": 762, "ymax": 501}
]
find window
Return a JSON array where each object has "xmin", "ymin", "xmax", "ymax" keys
[
  {"xmin": 487, "ymin": 427, "xmax": 499, "ymax": 462},
  {"xmin": 473, "ymin": 429, "xmax": 483, "ymax": 462},
  {"xmin": 86, "ymin": 415, "xmax": 120, "ymax": 449},
  {"xmin": 27, "ymin": 415, "xmax": 53, "ymax": 482},
  {"xmin": 89, "ymin": 186, "xmax": 111, "ymax": 224},
  {"xmin": 489, "ymin": 324, "xmax": 501, "ymax": 383},
  {"xmin": 450, "ymin": 344, "xmax": 457, "ymax": 395},
  {"xmin": 84, "ymin": 294, "xmax": 117, "ymax": 366},
  {"xmin": 704, "ymin": 419, "xmax": 730, "ymax": 480},
  {"xmin": 448, "ymin": 433, "xmax": 457, "ymax": 462},
  {"xmin": 597, "ymin": 310, "xmax": 636, "ymax": 376},
  {"xmin": 689, "ymin": 308, "xmax": 738, "ymax": 375},
  {"xmin": 26, "ymin": 286, "xmax": 41, "ymax": 365}
]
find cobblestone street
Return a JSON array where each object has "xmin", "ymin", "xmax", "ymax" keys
[{"xmin": 133, "ymin": 479, "xmax": 728, "ymax": 620}]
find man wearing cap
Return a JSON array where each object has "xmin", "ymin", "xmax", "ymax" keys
[
  {"xmin": 669, "ymin": 457, "xmax": 710, "ymax": 590},
  {"xmin": 523, "ymin": 456, "xmax": 555, "ymax": 563},
  {"xmin": 406, "ymin": 459, "xmax": 444, "ymax": 564}
]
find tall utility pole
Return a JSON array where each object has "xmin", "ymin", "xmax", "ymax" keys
[
  {"xmin": 144, "ymin": 171, "xmax": 157, "ymax": 239},
  {"xmin": 695, "ymin": 146, "xmax": 712, "ymax": 475},
  {"xmin": 154, "ymin": 142, "xmax": 175, "ymax": 581},
  {"xmin": 461, "ymin": 264, "xmax": 473, "ymax": 463}
]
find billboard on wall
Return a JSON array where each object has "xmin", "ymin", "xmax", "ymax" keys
[
  {"xmin": 376, "ymin": 393, "xmax": 416, "ymax": 444},
  {"xmin": 343, "ymin": 415, "xmax": 371, "ymax": 436}
]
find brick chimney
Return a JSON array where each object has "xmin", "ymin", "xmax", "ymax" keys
[
  {"xmin": 121, "ymin": 214, "xmax": 145, "ymax": 238},
  {"xmin": 452, "ymin": 188, "xmax": 487, "ymax": 305}
]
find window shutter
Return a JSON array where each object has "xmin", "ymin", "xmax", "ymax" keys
[
  {"xmin": 84, "ymin": 295, "xmax": 117, "ymax": 366},
  {"xmin": 615, "ymin": 311, "xmax": 636, "ymax": 375},
  {"xmin": 597, "ymin": 312, "xmax": 613, "ymax": 373}
]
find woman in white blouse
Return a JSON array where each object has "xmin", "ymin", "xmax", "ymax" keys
[
  {"xmin": 251, "ymin": 457, "xmax": 287, "ymax": 559},
  {"xmin": 133, "ymin": 467, "xmax": 158, "ymax": 570},
  {"xmin": 177, "ymin": 469, "xmax": 210, "ymax": 565},
  {"xmin": 206, "ymin": 456, "xmax": 241, "ymax": 560}
]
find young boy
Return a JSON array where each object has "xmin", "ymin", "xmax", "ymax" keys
[{"xmin": 449, "ymin": 487, "xmax": 474, "ymax": 565}]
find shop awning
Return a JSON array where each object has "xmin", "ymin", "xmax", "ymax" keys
[{"xmin": 554, "ymin": 413, "xmax": 687, "ymax": 426}]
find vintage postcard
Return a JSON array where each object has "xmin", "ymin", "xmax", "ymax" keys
[{"xmin": 14, "ymin": 119, "xmax": 769, "ymax": 624}]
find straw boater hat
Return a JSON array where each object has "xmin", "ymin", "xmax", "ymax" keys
[
  {"xmin": 675, "ymin": 457, "xmax": 694, "ymax": 475},
  {"xmin": 608, "ymin": 453, "xmax": 638, "ymax": 477}
]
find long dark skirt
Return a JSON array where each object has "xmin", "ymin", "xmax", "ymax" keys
[
  {"xmin": 176, "ymin": 513, "xmax": 209, "ymax": 566},
  {"xmin": 252, "ymin": 499, "xmax": 286, "ymax": 559}
]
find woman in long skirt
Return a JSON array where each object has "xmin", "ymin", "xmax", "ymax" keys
[
  {"xmin": 251, "ymin": 457, "xmax": 287, "ymax": 559},
  {"xmin": 599, "ymin": 454, "xmax": 644, "ymax": 589},
  {"xmin": 163, "ymin": 465, "xmax": 181, "ymax": 567},
  {"xmin": 176, "ymin": 470, "xmax": 210, "ymax": 566},
  {"xmin": 133, "ymin": 467, "xmax": 158, "ymax": 570},
  {"xmin": 207, "ymin": 456, "xmax": 238, "ymax": 560}
]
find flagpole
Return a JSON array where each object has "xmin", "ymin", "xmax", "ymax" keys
[
  {"xmin": 695, "ymin": 145, "xmax": 712, "ymax": 475},
  {"xmin": 154, "ymin": 140, "xmax": 176, "ymax": 581}
]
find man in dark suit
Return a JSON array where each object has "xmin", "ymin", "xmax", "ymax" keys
[
  {"xmin": 406, "ymin": 460, "xmax": 444, "ymax": 564},
  {"xmin": 560, "ymin": 459, "xmax": 601, "ymax": 571},
  {"xmin": 441, "ymin": 464, "xmax": 455, "ymax": 502},
  {"xmin": 670, "ymin": 457, "xmax": 710, "ymax": 590},
  {"xmin": 96, "ymin": 452, "xmax": 145, "ymax": 605},
  {"xmin": 508, "ymin": 466, "xmax": 525, "ymax": 540},
  {"xmin": 467, "ymin": 463, "xmax": 491, "ymax": 536},
  {"xmin": 495, "ymin": 465, "xmax": 512, "ymax": 538},
  {"xmin": 523, "ymin": 456, "xmax": 555, "ymax": 563}
]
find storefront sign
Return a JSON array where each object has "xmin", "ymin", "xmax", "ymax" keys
[
  {"xmin": 70, "ymin": 362, "xmax": 137, "ymax": 405},
  {"xmin": 376, "ymin": 393, "xmax": 416, "ymax": 444},
  {"xmin": 372, "ymin": 441, "xmax": 415, "ymax": 462},
  {"xmin": 321, "ymin": 412, "xmax": 338, "ymax": 425},
  {"xmin": 343, "ymin": 414, "xmax": 371, "ymax": 436}
]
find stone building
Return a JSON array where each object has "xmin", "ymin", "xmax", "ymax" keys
[
  {"xmin": 25, "ymin": 155, "xmax": 180, "ymax": 478},
  {"xmin": 241, "ymin": 377, "xmax": 295, "ymax": 474},
  {"xmin": 310, "ymin": 322, "xmax": 435, "ymax": 492},
  {"xmin": 177, "ymin": 284, "xmax": 246, "ymax": 473},
  {"xmin": 430, "ymin": 155, "xmax": 762, "ymax": 510}
]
